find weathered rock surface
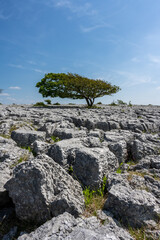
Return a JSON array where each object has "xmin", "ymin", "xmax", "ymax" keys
[
  {"xmin": 5, "ymin": 154, "xmax": 84, "ymax": 224},
  {"xmin": 48, "ymin": 137, "xmax": 118, "ymax": 188},
  {"xmin": 11, "ymin": 128, "xmax": 46, "ymax": 147},
  {"xmin": 0, "ymin": 137, "xmax": 32, "ymax": 207},
  {"xmin": 0, "ymin": 104, "xmax": 160, "ymax": 239},
  {"xmin": 18, "ymin": 212, "xmax": 133, "ymax": 240},
  {"xmin": 104, "ymin": 173, "xmax": 160, "ymax": 228},
  {"xmin": 104, "ymin": 184, "xmax": 160, "ymax": 227}
]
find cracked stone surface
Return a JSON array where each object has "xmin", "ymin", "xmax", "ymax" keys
[{"xmin": 0, "ymin": 104, "xmax": 160, "ymax": 239}]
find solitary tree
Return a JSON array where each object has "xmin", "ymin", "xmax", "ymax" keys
[{"xmin": 36, "ymin": 73, "xmax": 120, "ymax": 107}]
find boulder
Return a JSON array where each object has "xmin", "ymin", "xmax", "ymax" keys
[
  {"xmin": 5, "ymin": 155, "xmax": 84, "ymax": 224},
  {"xmin": 104, "ymin": 184, "xmax": 160, "ymax": 227},
  {"xmin": 11, "ymin": 129, "xmax": 46, "ymax": 147},
  {"xmin": 0, "ymin": 137, "xmax": 32, "ymax": 207},
  {"xmin": 48, "ymin": 138, "xmax": 118, "ymax": 189}
]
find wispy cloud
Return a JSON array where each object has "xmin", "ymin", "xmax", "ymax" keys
[
  {"xmin": 32, "ymin": 68, "xmax": 46, "ymax": 73},
  {"xmin": 115, "ymin": 70, "xmax": 156, "ymax": 86},
  {"xmin": 156, "ymin": 86, "xmax": 160, "ymax": 90},
  {"xmin": 8, "ymin": 64, "xmax": 25, "ymax": 69},
  {"xmin": 148, "ymin": 55, "xmax": 160, "ymax": 64},
  {"xmin": 80, "ymin": 23, "xmax": 111, "ymax": 33},
  {"xmin": 131, "ymin": 57, "xmax": 140, "ymax": 63},
  {"xmin": 9, "ymin": 86, "xmax": 21, "ymax": 90},
  {"xmin": 45, "ymin": 0, "xmax": 97, "ymax": 17},
  {"xmin": 27, "ymin": 60, "xmax": 37, "ymax": 65},
  {"xmin": 0, "ymin": 93, "xmax": 10, "ymax": 96}
]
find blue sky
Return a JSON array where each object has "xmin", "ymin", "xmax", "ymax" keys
[{"xmin": 1, "ymin": 0, "xmax": 160, "ymax": 105}]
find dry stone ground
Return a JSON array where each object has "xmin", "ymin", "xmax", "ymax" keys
[{"xmin": 0, "ymin": 104, "xmax": 160, "ymax": 239}]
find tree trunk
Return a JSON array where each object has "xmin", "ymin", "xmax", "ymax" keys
[{"xmin": 85, "ymin": 98, "xmax": 94, "ymax": 107}]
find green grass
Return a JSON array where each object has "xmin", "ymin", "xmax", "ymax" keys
[
  {"xmin": 10, "ymin": 154, "xmax": 29, "ymax": 168},
  {"xmin": 51, "ymin": 136, "xmax": 61, "ymax": 142},
  {"xmin": 21, "ymin": 146, "xmax": 37, "ymax": 157},
  {"xmin": 116, "ymin": 162, "xmax": 123, "ymax": 174},
  {"xmin": 0, "ymin": 134, "xmax": 10, "ymax": 139},
  {"xmin": 128, "ymin": 226, "xmax": 159, "ymax": 240},
  {"xmin": 83, "ymin": 176, "xmax": 107, "ymax": 217}
]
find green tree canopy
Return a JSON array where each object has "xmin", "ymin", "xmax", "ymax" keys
[{"xmin": 36, "ymin": 73, "xmax": 120, "ymax": 106}]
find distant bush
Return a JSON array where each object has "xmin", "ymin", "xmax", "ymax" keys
[
  {"xmin": 44, "ymin": 99, "xmax": 51, "ymax": 104},
  {"xmin": 33, "ymin": 102, "xmax": 46, "ymax": 107},
  {"xmin": 128, "ymin": 101, "xmax": 132, "ymax": 107},
  {"xmin": 117, "ymin": 99, "xmax": 127, "ymax": 105},
  {"xmin": 110, "ymin": 101, "xmax": 117, "ymax": 106},
  {"xmin": 97, "ymin": 102, "xmax": 102, "ymax": 105},
  {"xmin": 53, "ymin": 102, "xmax": 61, "ymax": 105},
  {"xmin": 110, "ymin": 100, "xmax": 132, "ymax": 106}
]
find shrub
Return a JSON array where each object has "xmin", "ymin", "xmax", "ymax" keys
[
  {"xmin": 110, "ymin": 101, "xmax": 117, "ymax": 106},
  {"xmin": 53, "ymin": 102, "xmax": 60, "ymax": 105},
  {"xmin": 33, "ymin": 102, "xmax": 46, "ymax": 107},
  {"xmin": 44, "ymin": 99, "xmax": 51, "ymax": 104}
]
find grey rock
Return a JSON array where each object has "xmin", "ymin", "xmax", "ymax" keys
[
  {"xmin": 0, "ymin": 137, "xmax": 32, "ymax": 207},
  {"xmin": 48, "ymin": 138, "xmax": 118, "ymax": 189},
  {"xmin": 53, "ymin": 128, "xmax": 87, "ymax": 140},
  {"xmin": 104, "ymin": 184, "xmax": 160, "ymax": 227},
  {"xmin": 131, "ymin": 139, "xmax": 158, "ymax": 161},
  {"xmin": 32, "ymin": 140, "xmax": 50, "ymax": 155},
  {"xmin": 11, "ymin": 128, "xmax": 46, "ymax": 147},
  {"xmin": 108, "ymin": 140, "xmax": 128, "ymax": 164},
  {"xmin": 18, "ymin": 212, "xmax": 133, "ymax": 240},
  {"xmin": 5, "ymin": 154, "xmax": 84, "ymax": 224},
  {"xmin": 2, "ymin": 226, "xmax": 17, "ymax": 240}
]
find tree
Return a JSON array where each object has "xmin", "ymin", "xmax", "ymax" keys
[{"xmin": 36, "ymin": 73, "xmax": 120, "ymax": 107}]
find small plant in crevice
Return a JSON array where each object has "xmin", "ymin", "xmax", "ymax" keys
[
  {"xmin": 10, "ymin": 154, "xmax": 29, "ymax": 168},
  {"xmin": 83, "ymin": 176, "xmax": 107, "ymax": 217},
  {"xmin": 9, "ymin": 125, "xmax": 18, "ymax": 135},
  {"xmin": 0, "ymin": 134, "xmax": 10, "ymax": 139},
  {"xmin": 20, "ymin": 146, "xmax": 37, "ymax": 157},
  {"xmin": 128, "ymin": 226, "xmax": 157, "ymax": 240},
  {"xmin": 51, "ymin": 136, "xmax": 61, "ymax": 142},
  {"xmin": 99, "ymin": 136, "xmax": 104, "ymax": 143},
  {"xmin": 116, "ymin": 162, "xmax": 123, "ymax": 174},
  {"xmin": 68, "ymin": 165, "xmax": 73, "ymax": 175}
]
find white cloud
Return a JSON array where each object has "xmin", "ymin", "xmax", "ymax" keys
[
  {"xmin": 8, "ymin": 64, "xmax": 24, "ymax": 69},
  {"xmin": 9, "ymin": 86, "xmax": 21, "ymax": 90},
  {"xmin": 156, "ymin": 86, "xmax": 160, "ymax": 90},
  {"xmin": 0, "ymin": 93, "xmax": 10, "ymax": 96}
]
